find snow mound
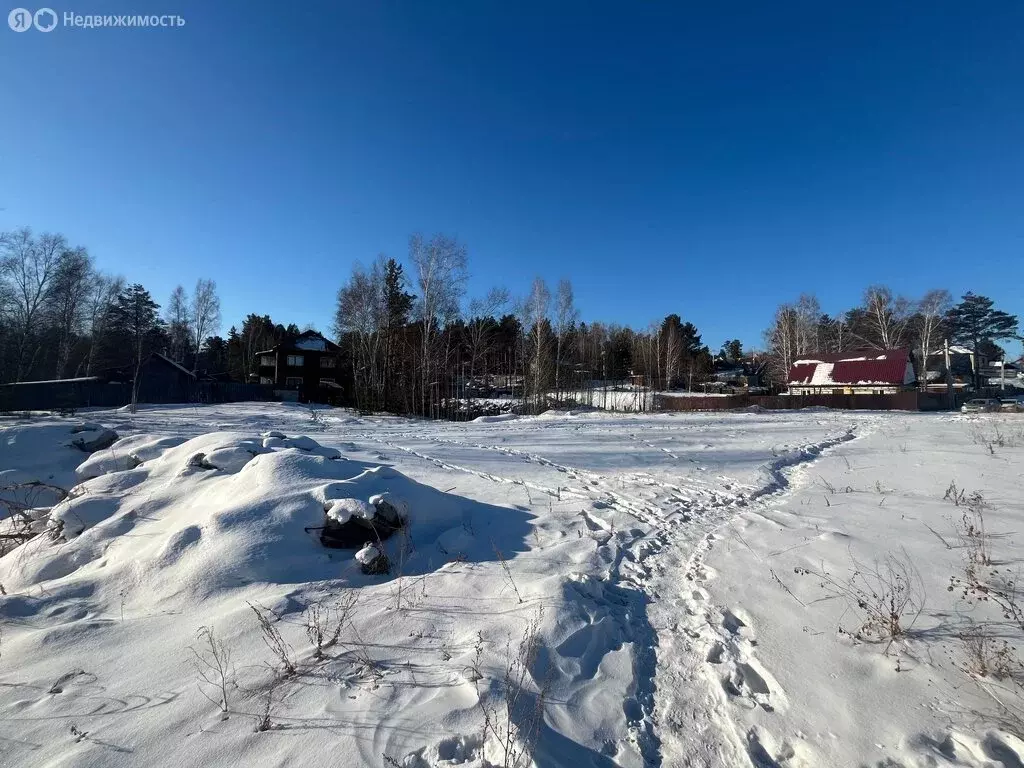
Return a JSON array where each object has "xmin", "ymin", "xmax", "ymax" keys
[
  {"xmin": 0, "ymin": 421, "xmax": 123, "ymax": 493},
  {"xmin": 0, "ymin": 430, "xmax": 527, "ymax": 605},
  {"xmin": 69, "ymin": 423, "xmax": 119, "ymax": 452},
  {"xmin": 471, "ymin": 413, "xmax": 519, "ymax": 423},
  {"xmin": 75, "ymin": 435, "xmax": 186, "ymax": 480},
  {"xmin": 259, "ymin": 432, "xmax": 340, "ymax": 458}
]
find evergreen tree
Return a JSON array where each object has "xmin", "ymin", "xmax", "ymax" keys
[
  {"xmin": 200, "ymin": 335, "xmax": 229, "ymax": 373},
  {"xmin": 382, "ymin": 258, "xmax": 414, "ymax": 408},
  {"xmin": 945, "ymin": 293, "xmax": 1019, "ymax": 388},
  {"xmin": 721, "ymin": 339, "xmax": 743, "ymax": 363},
  {"xmin": 109, "ymin": 283, "xmax": 161, "ymax": 412}
]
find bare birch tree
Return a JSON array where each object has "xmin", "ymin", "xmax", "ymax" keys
[
  {"xmin": 912, "ymin": 289, "xmax": 952, "ymax": 387},
  {"xmin": 83, "ymin": 273, "xmax": 124, "ymax": 375},
  {"xmin": 48, "ymin": 247, "xmax": 94, "ymax": 378},
  {"xmin": 410, "ymin": 234, "xmax": 467, "ymax": 416},
  {"xmin": 552, "ymin": 279, "xmax": 578, "ymax": 398},
  {"xmin": 860, "ymin": 285, "xmax": 911, "ymax": 350},
  {"xmin": 466, "ymin": 287, "xmax": 509, "ymax": 386},
  {"xmin": 334, "ymin": 258, "xmax": 387, "ymax": 409},
  {"xmin": 0, "ymin": 228, "xmax": 66, "ymax": 380},
  {"xmin": 165, "ymin": 285, "xmax": 192, "ymax": 363},
  {"xmin": 765, "ymin": 304, "xmax": 799, "ymax": 383},
  {"xmin": 520, "ymin": 278, "xmax": 551, "ymax": 408},
  {"xmin": 191, "ymin": 279, "xmax": 221, "ymax": 371},
  {"xmin": 794, "ymin": 294, "xmax": 822, "ymax": 356}
]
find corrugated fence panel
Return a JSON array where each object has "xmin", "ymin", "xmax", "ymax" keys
[{"xmin": 653, "ymin": 392, "xmax": 952, "ymax": 412}]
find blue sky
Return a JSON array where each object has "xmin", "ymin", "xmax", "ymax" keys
[{"xmin": 3, "ymin": 1, "xmax": 1023, "ymax": 354}]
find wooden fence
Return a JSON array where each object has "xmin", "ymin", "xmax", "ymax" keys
[
  {"xmin": 0, "ymin": 378, "xmax": 275, "ymax": 413},
  {"xmin": 654, "ymin": 391, "xmax": 965, "ymax": 413}
]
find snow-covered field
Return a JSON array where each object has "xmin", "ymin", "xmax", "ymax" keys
[{"xmin": 1, "ymin": 403, "xmax": 1022, "ymax": 767}]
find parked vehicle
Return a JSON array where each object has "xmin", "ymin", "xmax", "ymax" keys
[
  {"xmin": 961, "ymin": 398, "xmax": 1003, "ymax": 413},
  {"xmin": 1000, "ymin": 396, "xmax": 1024, "ymax": 412}
]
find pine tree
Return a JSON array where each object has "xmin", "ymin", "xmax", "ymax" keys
[
  {"xmin": 945, "ymin": 293, "xmax": 1020, "ymax": 389},
  {"xmin": 109, "ymin": 283, "xmax": 161, "ymax": 412},
  {"xmin": 382, "ymin": 258, "xmax": 414, "ymax": 409},
  {"xmin": 721, "ymin": 339, "xmax": 743, "ymax": 363}
]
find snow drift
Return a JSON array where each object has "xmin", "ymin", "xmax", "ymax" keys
[{"xmin": 1, "ymin": 430, "xmax": 530, "ymax": 603}]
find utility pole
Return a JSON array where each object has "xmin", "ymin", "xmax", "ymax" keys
[{"xmin": 944, "ymin": 338, "xmax": 954, "ymax": 408}]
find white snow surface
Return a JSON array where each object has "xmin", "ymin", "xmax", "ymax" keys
[
  {"xmin": 1, "ymin": 403, "xmax": 1022, "ymax": 767},
  {"xmin": 325, "ymin": 497, "xmax": 375, "ymax": 524}
]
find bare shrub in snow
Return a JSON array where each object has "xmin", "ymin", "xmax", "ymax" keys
[
  {"xmin": 0, "ymin": 481, "xmax": 67, "ymax": 555},
  {"xmin": 968, "ymin": 423, "xmax": 1018, "ymax": 453},
  {"xmin": 951, "ymin": 561, "xmax": 1024, "ymax": 635},
  {"xmin": 304, "ymin": 593, "xmax": 357, "ymax": 660},
  {"xmin": 955, "ymin": 621, "xmax": 1018, "ymax": 681},
  {"xmin": 800, "ymin": 549, "xmax": 924, "ymax": 653},
  {"xmin": 943, "ymin": 479, "xmax": 966, "ymax": 506},
  {"xmin": 189, "ymin": 625, "xmax": 235, "ymax": 717},
  {"xmin": 389, "ymin": 521, "xmax": 414, "ymax": 610},
  {"xmin": 947, "ymin": 490, "xmax": 1024, "ymax": 633},
  {"xmin": 951, "ymin": 623, "xmax": 1024, "ymax": 739},
  {"xmin": 254, "ymin": 667, "xmax": 281, "ymax": 733},
  {"xmin": 492, "ymin": 540, "xmax": 524, "ymax": 604},
  {"xmin": 249, "ymin": 602, "xmax": 297, "ymax": 677},
  {"xmin": 942, "ymin": 488, "xmax": 1024, "ymax": 738},
  {"xmin": 957, "ymin": 492, "xmax": 992, "ymax": 567},
  {"xmin": 308, "ymin": 407, "xmax": 326, "ymax": 429},
  {"xmin": 473, "ymin": 611, "xmax": 549, "ymax": 768}
]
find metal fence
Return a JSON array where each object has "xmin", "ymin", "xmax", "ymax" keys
[{"xmin": 653, "ymin": 391, "xmax": 967, "ymax": 413}]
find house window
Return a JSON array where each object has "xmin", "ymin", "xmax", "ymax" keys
[
  {"xmin": 259, "ymin": 355, "xmax": 274, "ymax": 367},
  {"xmin": 286, "ymin": 355, "xmax": 304, "ymax": 367},
  {"xmin": 285, "ymin": 377, "xmax": 303, "ymax": 388},
  {"xmin": 320, "ymin": 356, "xmax": 336, "ymax": 368},
  {"xmin": 259, "ymin": 376, "xmax": 273, "ymax": 385}
]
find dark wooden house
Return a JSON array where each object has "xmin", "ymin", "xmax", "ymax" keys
[
  {"xmin": 101, "ymin": 351, "xmax": 197, "ymax": 403},
  {"xmin": 254, "ymin": 330, "xmax": 345, "ymax": 403}
]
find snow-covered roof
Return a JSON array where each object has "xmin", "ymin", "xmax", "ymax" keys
[
  {"xmin": 928, "ymin": 345, "xmax": 975, "ymax": 356},
  {"xmin": 295, "ymin": 336, "xmax": 327, "ymax": 351},
  {"xmin": 788, "ymin": 349, "xmax": 913, "ymax": 387},
  {"xmin": 2, "ymin": 376, "xmax": 102, "ymax": 386},
  {"xmin": 252, "ymin": 331, "xmax": 339, "ymax": 357}
]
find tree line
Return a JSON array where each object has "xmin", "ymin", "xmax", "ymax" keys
[
  {"xmin": 331, "ymin": 233, "xmax": 719, "ymax": 417},
  {"xmin": 7, "ymin": 224, "xmax": 1018, "ymax": 415},
  {"xmin": 763, "ymin": 287, "xmax": 1020, "ymax": 389},
  {"xmin": 0, "ymin": 228, "xmax": 222, "ymax": 392}
]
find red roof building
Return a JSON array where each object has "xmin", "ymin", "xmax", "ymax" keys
[{"xmin": 786, "ymin": 349, "xmax": 916, "ymax": 395}]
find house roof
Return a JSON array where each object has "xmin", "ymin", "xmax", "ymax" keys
[
  {"xmin": 788, "ymin": 349, "xmax": 912, "ymax": 387},
  {"xmin": 928, "ymin": 345, "xmax": 976, "ymax": 356},
  {"xmin": 151, "ymin": 352, "xmax": 196, "ymax": 379},
  {"xmin": 253, "ymin": 331, "xmax": 340, "ymax": 357}
]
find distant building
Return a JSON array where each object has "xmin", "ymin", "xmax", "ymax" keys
[
  {"xmin": 254, "ymin": 330, "xmax": 345, "ymax": 403},
  {"xmin": 103, "ymin": 351, "xmax": 197, "ymax": 403},
  {"xmin": 703, "ymin": 356, "xmax": 768, "ymax": 394},
  {"xmin": 922, "ymin": 345, "xmax": 995, "ymax": 392},
  {"xmin": 786, "ymin": 349, "xmax": 915, "ymax": 395}
]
